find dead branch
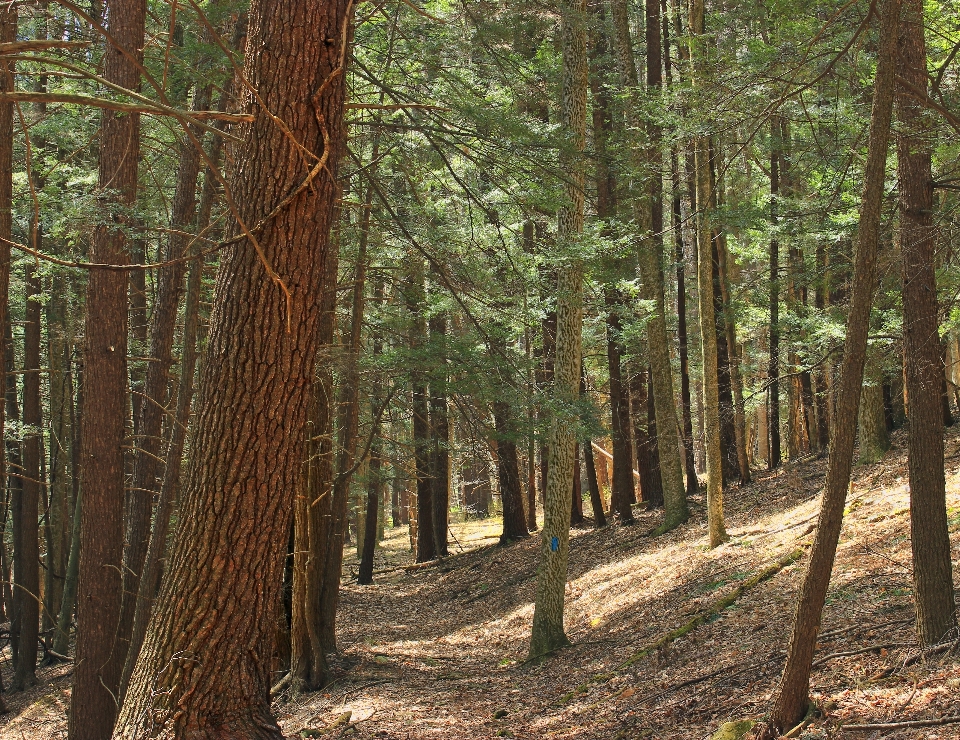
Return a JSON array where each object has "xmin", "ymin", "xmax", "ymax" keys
[
  {"xmin": 841, "ymin": 715, "xmax": 960, "ymax": 731},
  {"xmin": 0, "ymin": 90, "xmax": 252, "ymax": 122}
]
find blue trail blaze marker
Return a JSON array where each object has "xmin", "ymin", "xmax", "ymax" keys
[{"xmin": 550, "ymin": 536, "xmax": 559, "ymax": 552}]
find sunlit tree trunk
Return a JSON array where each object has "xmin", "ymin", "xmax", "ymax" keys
[
  {"xmin": 764, "ymin": 1, "xmax": 900, "ymax": 732},
  {"xmin": 115, "ymin": 0, "xmax": 351, "ymax": 732},
  {"xmin": 528, "ymin": 0, "xmax": 587, "ymax": 658}
]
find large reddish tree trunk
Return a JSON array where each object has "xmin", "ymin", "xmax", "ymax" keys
[
  {"xmin": 71, "ymin": 0, "xmax": 144, "ymax": 734},
  {"xmin": 115, "ymin": 0, "xmax": 350, "ymax": 734}
]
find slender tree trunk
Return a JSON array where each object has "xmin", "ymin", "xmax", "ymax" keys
[
  {"xmin": 0, "ymin": 5, "xmax": 11, "ymax": 709},
  {"xmin": 429, "ymin": 312, "xmax": 450, "ymax": 556},
  {"xmin": 115, "ymin": 0, "xmax": 350, "ymax": 732},
  {"xmin": 71, "ymin": 0, "xmax": 144, "ymax": 730},
  {"xmin": 290, "ymin": 234, "xmax": 339, "ymax": 692},
  {"xmin": 583, "ymin": 440, "xmax": 606, "ymax": 527},
  {"xmin": 408, "ymin": 258, "xmax": 435, "ymax": 562},
  {"xmin": 528, "ymin": 0, "xmax": 587, "ymax": 658},
  {"xmin": 713, "ymin": 159, "xmax": 751, "ymax": 484},
  {"xmin": 14, "ymin": 263, "xmax": 42, "ymax": 691},
  {"xmin": 571, "ymin": 443, "xmax": 584, "ymax": 525},
  {"xmin": 119, "ymin": 93, "xmax": 226, "ymax": 694},
  {"xmin": 689, "ymin": 0, "xmax": 727, "ymax": 547},
  {"xmin": 768, "ymin": 118, "xmax": 783, "ymax": 470},
  {"xmin": 897, "ymin": 0, "xmax": 957, "ymax": 645},
  {"xmin": 765, "ymin": 1, "xmax": 900, "ymax": 731},
  {"xmin": 116, "ymin": 85, "xmax": 212, "ymax": 678},
  {"xmin": 610, "ymin": 0, "xmax": 687, "ymax": 531},
  {"xmin": 359, "ymin": 280, "xmax": 386, "ymax": 585},
  {"xmin": 53, "ymin": 354, "xmax": 82, "ymax": 658},
  {"xmin": 495, "ymin": 399, "xmax": 528, "ymax": 543},
  {"xmin": 607, "ymin": 295, "xmax": 636, "ymax": 522},
  {"xmin": 45, "ymin": 272, "xmax": 71, "ymax": 644}
]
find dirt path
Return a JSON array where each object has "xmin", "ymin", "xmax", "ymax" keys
[{"xmin": 275, "ymin": 429, "xmax": 960, "ymax": 739}]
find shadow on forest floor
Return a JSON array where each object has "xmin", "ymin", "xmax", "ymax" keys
[{"xmin": 3, "ymin": 427, "xmax": 960, "ymax": 739}]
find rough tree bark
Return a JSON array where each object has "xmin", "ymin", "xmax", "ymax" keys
[
  {"xmin": 528, "ymin": 0, "xmax": 587, "ymax": 658},
  {"xmin": 71, "ymin": 0, "xmax": 144, "ymax": 732},
  {"xmin": 764, "ymin": 0, "xmax": 900, "ymax": 732},
  {"xmin": 896, "ymin": 0, "xmax": 957, "ymax": 645},
  {"xmin": 114, "ymin": 0, "xmax": 351, "ymax": 733}
]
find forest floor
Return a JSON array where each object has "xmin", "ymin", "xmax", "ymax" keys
[{"xmin": 3, "ymin": 428, "xmax": 960, "ymax": 739}]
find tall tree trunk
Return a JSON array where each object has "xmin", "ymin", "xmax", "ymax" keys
[
  {"xmin": 14, "ymin": 262, "xmax": 42, "ymax": 690},
  {"xmin": 814, "ymin": 242, "xmax": 831, "ymax": 450},
  {"xmin": 358, "ymin": 281, "xmax": 385, "ymax": 585},
  {"xmin": 768, "ymin": 117, "xmax": 783, "ymax": 470},
  {"xmin": 662, "ymin": 0, "xmax": 698, "ymax": 498},
  {"xmin": 689, "ymin": 0, "xmax": 727, "ymax": 547},
  {"xmin": 116, "ymin": 85, "xmax": 212, "ymax": 678},
  {"xmin": 610, "ymin": 0, "xmax": 687, "ymax": 532},
  {"xmin": 897, "ymin": 0, "xmax": 957, "ymax": 645},
  {"xmin": 71, "ymin": 0, "xmax": 144, "ymax": 730},
  {"xmin": 765, "ymin": 1, "xmax": 900, "ymax": 731},
  {"xmin": 290, "ymin": 234, "xmax": 340, "ymax": 692},
  {"xmin": 528, "ymin": 0, "xmax": 587, "ymax": 658},
  {"xmin": 713, "ymin": 157, "xmax": 751, "ymax": 484},
  {"xmin": 430, "ymin": 312, "xmax": 450, "ymax": 556},
  {"xmin": 53, "ymin": 352, "xmax": 81, "ymax": 658},
  {"xmin": 119, "ymin": 87, "xmax": 228, "ymax": 694},
  {"xmin": 115, "ymin": 0, "xmax": 350, "ymax": 732},
  {"xmin": 0, "ymin": 4, "xmax": 12, "ymax": 709},
  {"xmin": 607, "ymin": 295, "xmax": 636, "ymax": 522},
  {"xmin": 408, "ymin": 258, "xmax": 435, "ymax": 562},
  {"xmin": 45, "ymin": 271, "xmax": 71, "ymax": 645}
]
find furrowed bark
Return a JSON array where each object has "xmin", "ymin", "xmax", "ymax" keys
[
  {"xmin": 72, "ymin": 0, "xmax": 144, "ymax": 731},
  {"xmin": 115, "ymin": 0, "xmax": 350, "ymax": 733}
]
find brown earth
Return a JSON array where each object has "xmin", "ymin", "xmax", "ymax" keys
[{"xmin": 3, "ymin": 426, "xmax": 960, "ymax": 739}]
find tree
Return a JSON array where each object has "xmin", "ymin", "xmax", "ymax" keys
[
  {"xmin": 115, "ymin": 0, "xmax": 352, "ymax": 733},
  {"xmin": 71, "ymin": 0, "xmax": 145, "ymax": 733},
  {"xmin": 896, "ymin": 0, "xmax": 957, "ymax": 646},
  {"xmin": 689, "ymin": 0, "xmax": 727, "ymax": 547},
  {"xmin": 528, "ymin": 0, "xmax": 588, "ymax": 659},
  {"xmin": 609, "ymin": 0, "xmax": 687, "ymax": 531},
  {"xmin": 764, "ymin": 0, "xmax": 901, "ymax": 731},
  {"xmin": 0, "ymin": 1, "xmax": 13, "ymax": 713}
]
